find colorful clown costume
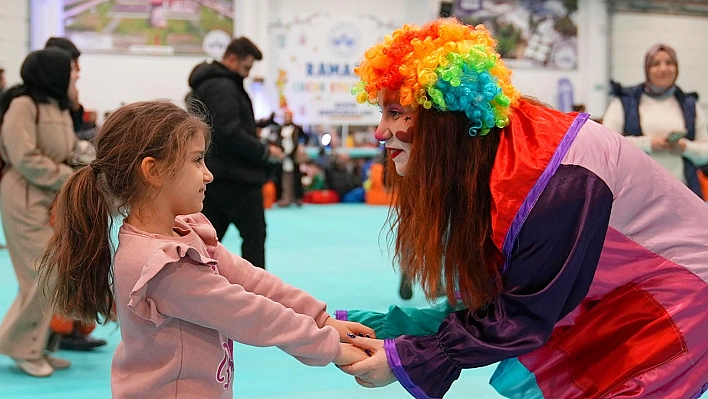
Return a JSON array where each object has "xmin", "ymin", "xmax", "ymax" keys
[{"xmin": 338, "ymin": 100, "xmax": 708, "ymax": 399}]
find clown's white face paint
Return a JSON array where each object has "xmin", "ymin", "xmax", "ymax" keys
[{"xmin": 375, "ymin": 91, "xmax": 415, "ymax": 176}]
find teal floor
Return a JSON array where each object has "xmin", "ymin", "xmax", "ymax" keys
[{"xmin": 0, "ymin": 204, "xmax": 503, "ymax": 399}]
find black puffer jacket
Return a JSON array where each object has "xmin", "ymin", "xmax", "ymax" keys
[{"xmin": 188, "ymin": 61, "xmax": 270, "ymax": 184}]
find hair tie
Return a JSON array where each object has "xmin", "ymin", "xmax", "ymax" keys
[{"xmin": 89, "ymin": 161, "xmax": 101, "ymax": 174}]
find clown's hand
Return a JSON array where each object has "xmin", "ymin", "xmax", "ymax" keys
[{"xmin": 338, "ymin": 336, "xmax": 396, "ymax": 388}]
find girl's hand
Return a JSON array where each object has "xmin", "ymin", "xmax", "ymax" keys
[
  {"xmin": 333, "ymin": 343, "xmax": 369, "ymax": 366},
  {"xmin": 324, "ymin": 318, "xmax": 376, "ymax": 341},
  {"xmin": 338, "ymin": 336, "xmax": 396, "ymax": 388}
]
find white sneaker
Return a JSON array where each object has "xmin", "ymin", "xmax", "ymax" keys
[
  {"xmin": 12, "ymin": 357, "xmax": 53, "ymax": 377},
  {"xmin": 45, "ymin": 354, "xmax": 71, "ymax": 370}
]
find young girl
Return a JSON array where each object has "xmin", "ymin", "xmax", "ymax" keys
[
  {"xmin": 39, "ymin": 101, "xmax": 371, "ymax": 398},
  {"xmin": 0, "ymin": 47, "xmax": 78, "ymax": 377}
]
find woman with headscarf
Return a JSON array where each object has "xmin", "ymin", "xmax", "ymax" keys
[
  {"xmin": 333, "ymin": 19, "xmax": 708, "ymax": 398},
  {"xmin": 0, "ymin": 47, "xmax": 78, "ymax": 377},
  {"xmin": 604, "ymin": 44, "xmax": 708, "ymax": 199}
]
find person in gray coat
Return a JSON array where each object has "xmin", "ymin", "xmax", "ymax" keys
[{"xmin": 0, "ymin": 48, "xmax": 77, "ymax": 377}]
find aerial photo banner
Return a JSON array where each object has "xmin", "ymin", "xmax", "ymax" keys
[{"xmin": 62, "ymin": 0, "xmax": 234, "ymax": 57}]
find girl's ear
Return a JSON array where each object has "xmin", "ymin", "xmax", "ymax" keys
[{"xmin": 139, "ymin": 157, "xmax": 163, "ymax": 188}]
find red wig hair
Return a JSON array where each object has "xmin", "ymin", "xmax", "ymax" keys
[{"xmin": 386, "ymin": 107, "xmax": 503, "ymax": 309}]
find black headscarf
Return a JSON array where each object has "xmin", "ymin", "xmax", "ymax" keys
[
  {"xmin": 20, "ymin": 47, "xmax": 73, "ymax": 109},
  {"xmin": 0, "ymin": 48, "xmax": 72, "ymax": 124},
  {"xmin": 45, "ymin": 37, "xmax": 81, "ymax": 59}
]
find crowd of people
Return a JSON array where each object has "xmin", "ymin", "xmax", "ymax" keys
[{"xmin": 0, "ymin": 16, "xmax": 706, "ymax": 399}]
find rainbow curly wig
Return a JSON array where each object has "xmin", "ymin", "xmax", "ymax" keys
[{"xmin": 352, "ymin": 18, "xmax": 520, "ymax": 136}]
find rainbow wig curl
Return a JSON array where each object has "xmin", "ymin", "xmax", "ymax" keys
[{"xmin": 353, "ymin": 18, "xmax": 520, "ymax": 136}]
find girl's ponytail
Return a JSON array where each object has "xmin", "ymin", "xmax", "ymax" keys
[{"xmin": 40, "ymin": 163, "xmax": 114, "ymax": 324}]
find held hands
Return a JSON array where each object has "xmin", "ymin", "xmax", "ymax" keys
[
  {"xmin": 324, "ymin": 318, "xmax": 393, "ymax": 387},
  {"xmin": 333, "ymin": 343, "xmax": 369, "ymax": 366},
  {"xmin": 323, "ymin": 317, "xmax": 376, "ymax": 341},
  {"xmin": 338, "ymin": 335, "xmax": 397, "ymax": 388}
]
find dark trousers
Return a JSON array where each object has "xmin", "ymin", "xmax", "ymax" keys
[{"xmin": 201, "ymin": 179, "xmax": 266, "ymax": 268}]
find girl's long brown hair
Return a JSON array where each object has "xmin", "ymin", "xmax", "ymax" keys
[
  {"xmin": 387, "ymin": 108, "xmax": 503, "ymax": 310},
  {"xmin": 39, "ymin": 101, "xmax": 210, "ymax": 324}
]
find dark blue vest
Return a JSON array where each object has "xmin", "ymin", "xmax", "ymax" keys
[{"xmin": 610, "ymin": 81, "xmax": 702, "ymax": 199}]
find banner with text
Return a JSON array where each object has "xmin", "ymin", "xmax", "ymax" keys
[{"xmin": 268, "ymin": 12, "xmax": 399, "ymax": 125}]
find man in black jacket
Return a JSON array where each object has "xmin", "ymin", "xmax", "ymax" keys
[{"xmin": 188, "ymin": 37, "xmax": 283, "ymax": 269}]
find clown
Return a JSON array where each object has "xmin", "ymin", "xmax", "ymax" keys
[{"xmin": 337, "ymin": 18, "xmax": 708, "ymax": 399}]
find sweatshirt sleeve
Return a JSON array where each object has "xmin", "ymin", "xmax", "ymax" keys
[
  {"xmin": 335, "ymin": 302, "xmax": 462, "ymax": 340},
  {"xmin": 210, "ymin": 241, "xmax": 332, "ymax": 327},
  {"xmin": 128, "ymin": 243, "xmax": 340, "ymax": 367},
  {"xmin": 1, "ymin": 97, "xmax": 74, "ymax": 191},
  {"xmin": 387, "ymin": 165, "xmax": 613, "ymax": 399}
]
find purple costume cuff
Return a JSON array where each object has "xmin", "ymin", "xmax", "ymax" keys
[
  {"xmin": 335, "ymin": 310, "xmax": 348, "ymax": 321},
  {"xmin": 384, "ymin": 339, "xmax": 441, "ymax": 399}
]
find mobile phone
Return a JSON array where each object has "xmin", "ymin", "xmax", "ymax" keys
[{"xmin": 667, "ymin": 131, "xmax": 687, "ymax": 143}]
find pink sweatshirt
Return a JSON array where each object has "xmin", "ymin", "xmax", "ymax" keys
[{"xmin": 110, "ymin": 213, "xmax": 340, "ymax": 398}]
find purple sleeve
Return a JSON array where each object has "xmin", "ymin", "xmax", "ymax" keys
[{"xmin": 388, "ymin": 165, "xmax": 613, "ymax": 399}]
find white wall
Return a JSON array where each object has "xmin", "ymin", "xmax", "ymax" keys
[
  {"xmin": 0, "ymin": 0, "xmax": 29, "ymax": 86},
  {"xmin": 76, "ymin": 54, "xmax": 208, "ymax": 115},
  {"xmin": 611, "ymin": 12, "xmax": 708, "ymax": 115},
  {"xmin": 14, "ymin": 1, "xmax": 702, "ymax": 121}
]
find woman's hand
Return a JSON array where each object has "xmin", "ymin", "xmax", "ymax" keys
[
  {"xmin": 651, "ymin": 136, "xmax": 673, "ymax": 153},
  {"xmin": 323, "ymin": 317, "xmax": 376, "ymax": 341},
  {"xmin": 652, "ymin": 136, "xmax": 686, "ymax": 154},
  {"xmin": 668, "ymin": 138, "xmax": 687, "ymax": 154},
  {"xmin": 332, "ymin": 343, "xmax": 369, "ymax": 366},
  {"xmin": 338, "ymin": 336, "xmax": 397, "ymax": 388}
]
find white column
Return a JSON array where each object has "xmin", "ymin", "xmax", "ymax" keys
[
  {"xmin": 579, "ymin": 0, "xmax": 610, "ymax": 117},
  {"xmin": 29, "ymin": 0, "xmax": 63, "ymax": 50},
  {"xmin": 234, "ymin": 0, "xmax": 270, "ymax": 82},
  {"xmin": 0, "ymin": 0, "xmax": 30, "ymax": 84}
]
